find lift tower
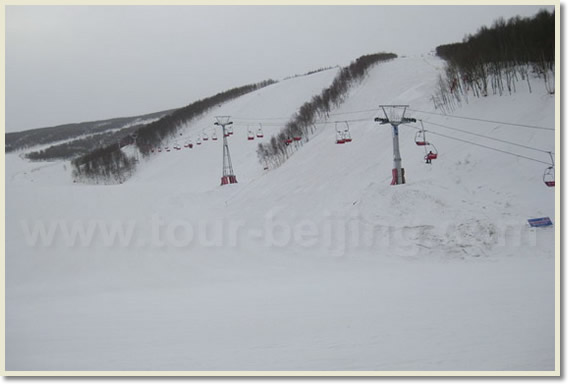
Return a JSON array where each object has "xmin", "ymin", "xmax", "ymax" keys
[
  {"xmin": 375, "ymin": 105, "xmax": 416, "ymax": 185},
  {"xmin": 215, "ymin": 116, "xmax": 238, "ymax": 186}
]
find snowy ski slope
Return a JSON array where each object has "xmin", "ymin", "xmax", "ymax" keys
[{"xmin": 5, "ymin": 55, "xmax": 556, "ymax": 372}]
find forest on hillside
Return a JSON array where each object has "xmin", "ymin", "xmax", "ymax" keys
[{"xmin": 433, "ymin": 9, "xmax": 554, "ymax": 110}]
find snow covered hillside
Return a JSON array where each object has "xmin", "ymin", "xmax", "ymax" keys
[{"xmin": 5, "ymin": 55, "xmax": 556, "ymax": 372}]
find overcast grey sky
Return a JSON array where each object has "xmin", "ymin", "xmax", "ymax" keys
[{"xmin": 5, "ymin": 4, "xmax": 554, "ymax": 132}]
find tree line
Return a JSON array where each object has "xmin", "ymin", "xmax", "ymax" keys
[
  {"xmin": 433, "ymin": 9, "xmax": 554, "ymax": 111},
  {"xmin": 257, "ymin": 52, "xmax": 397, "ymax": 169}
]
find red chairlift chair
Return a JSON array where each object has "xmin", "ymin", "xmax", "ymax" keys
[
  {"xmin": 335, "ymin": 122, "xmax": 351, "ymax": 144},
  {"xmin": 336, "ymin": 130, "xmax": 346, "ymax": 144},
  {"xmin": 424, "ymin": 143, "xmax": 438, "ymax": 163},
  {"xmin": 415, "ymin": 130, "xmax": 428, "ymax": 146},
  {"xmin": 543, "ymin": 166, "xmax": 555, "ymax": 187}
]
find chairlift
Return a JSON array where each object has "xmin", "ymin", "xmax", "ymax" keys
[
  {"xmin": 543, "ymin": 167, "xmax": 555, "ymax": 187},
  {"xmin": 415, "ymin": 130, "xmax": 428, "ymax": 146},
  {"xmin": 202, "ymin": 131, "xmax": 209, "ymax": 141},
  {"xmin": 336, "ymin": 131, "xmax": 346, "ymax": 144},
  {"xmin": 416, "ymin": 121, "xmax": 438, "ymax": 163},
  {"xmin": 212, "ymin": 131, "xmax": 218, "ymax": 141},
  {"xmin": 228, "ymin": 126, "xmax": 234, "ymax": 135},
  {"xmin": 335, "ymin": 122, "xmax": 346, "ymax": 144},
  {"xmin": 285, "ymin": 138, "xmax": 293, "ymax": 145},
  {"xmin": 247, "ymin": 127, "xmax": 255, "ymax": 141},
  {"xmin": 415, "ymin": 120, "xmax": 429, "ymax": 146},
  {"xmin": 424, "ymin": 143, "xmax": 438, "ymax": 163},
  {"xmin": 257, "ymin": 124, "xmax": 264, "ymax": 138},
  {"xmin": 196, "ymin": 136, "xmax": 202, "ymax": 145},
  {"xmin": 293, "ymin": 135, "xmax": 302, "ymax": 141},
  {"xmin": 343, "ymin": 121, "xmax": 353, "ymax": 142},
  {"xmin": 174, "ymin": 142, "xmax": 181, "ymax": 150},
  {"xmin": 543, "ymin": 153, "xmax": 555, "ymax": 187},
  {"xmin": 336, "ymin": 121, "xmax": 352, "ymax": 144}
]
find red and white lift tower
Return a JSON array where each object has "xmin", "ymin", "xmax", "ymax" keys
[
  {"xmin": 375, "ymin": 105, "xmax": 416, "ymax": 185},
  {"xmin": 215, "ymin": 116, "xmax": 238, "ymax": 186}
]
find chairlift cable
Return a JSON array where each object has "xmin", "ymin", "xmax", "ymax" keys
[
  {"xmin": 408, "ymin": 108, "xmax": 554, "ymax": 131},
  {"xmin": 421, "ymin": 120, "xmax": 553, "ymax": 154},
  {"xmin": 407, "ymin": 124, "xmax": 552, "ymax": 166}
]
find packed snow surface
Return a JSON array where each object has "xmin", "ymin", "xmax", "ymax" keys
[{"xmin": 6, "ymin": 56, "xmax": 555, "ymax": 371}]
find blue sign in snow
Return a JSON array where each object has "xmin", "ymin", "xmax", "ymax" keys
[{"xmin": 528, "ymin": 217, "xmax": 553, "ymax": 227}]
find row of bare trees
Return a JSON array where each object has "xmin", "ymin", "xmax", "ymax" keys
[
  {"xmin": 257, "ymin": 52, "xmax": 397, "ymax": 169},
  {"xmin": 433, "ymin": 9, "xmax": 554, "ymax": 112}
]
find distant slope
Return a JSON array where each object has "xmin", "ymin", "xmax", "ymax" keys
[{"xmin": 5, "ymin": 108, "xmax": 177, "ymax": 153}]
